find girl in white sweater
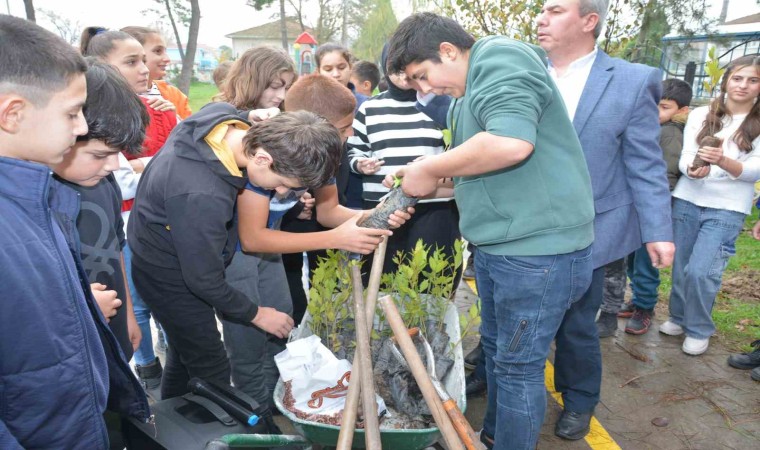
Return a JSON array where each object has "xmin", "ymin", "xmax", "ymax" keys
[{"xmin": 662, "ymin": 55, "xmax": 760, "ymax": 356}]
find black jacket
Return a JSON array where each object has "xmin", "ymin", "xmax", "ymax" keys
[{"xmin": 127, "ymin": 102, "xmax": 257, "ymax": 323}]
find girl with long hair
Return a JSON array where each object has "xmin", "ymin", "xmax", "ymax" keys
[{"xmin": 663, "ymin": 55, "xmax": 760, "ymax": 356}]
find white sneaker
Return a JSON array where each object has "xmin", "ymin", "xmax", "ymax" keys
[
  {"xmin": 682, "ymin": 337, "xmax": 710, "ymax": 355},
  {"xmin": 659, "ymin": 320, "xmax": 684, "ymax": 336}
]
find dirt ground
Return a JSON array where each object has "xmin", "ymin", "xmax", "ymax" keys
[
  {"xmin": 720, "ymin": 270, "xmax": 760, "ymax": 304},
  {"xmin": 452, "ymin": 282, "xmax": 760, "ymax": 450},
  {"xmin": 142, "ymin": 272, "xmax": 759, "ymax": 449}
]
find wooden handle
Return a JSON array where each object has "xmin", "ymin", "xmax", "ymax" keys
[
  {"xmin": 379, "ymin": 295, "xmax": 465, "ymax": 450},
  {"xmin": 336, "ymin": 238, "xmax": 388, "ymax": 450},
  {"xmin": 442, "ymin": 399, "xmax": 485, "ymax": 450},
  {"xmin": 335, "ymin": 362, "xmax": 361, "ymax": 450},
  {"xmin": 352, "ymin": 264, "xmax": 382, "ymax": 449}
]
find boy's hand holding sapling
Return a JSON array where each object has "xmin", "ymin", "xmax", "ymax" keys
[{"xmin": 358, "ymin": 175, "xmax": 418, "ymax": 230}]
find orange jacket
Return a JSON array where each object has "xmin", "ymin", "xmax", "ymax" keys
[{"xmin": 155, "ymin": 80, "xmax": 192, "ymax": 119}]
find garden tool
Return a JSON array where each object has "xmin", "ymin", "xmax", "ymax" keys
[
  {"xmin": 389, "ymin": 330, "xmax": 484, "ymax": 450},
  {"xmin": 379, "ymin": 295, "xmax": 466, "ymax": 450},
  {"xmin": 337, "ymin": 239, "xmax": 388, "ymax": 450}
]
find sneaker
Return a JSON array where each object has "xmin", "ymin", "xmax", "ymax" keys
[
  {"xmin": 683, "ymin": 336, "xmax": 710, "ymax": 355},
  {"xmin": 463, "ymin": 255, "xmax": 476, "ymax": 280},
  {"xmin": 135, "ymin": 357, "xmax": 163, "ymax": 390},
  {"xmin": 596, "ymin": 311, "xmax": 618, "ymax": 338},
  {"xmin": 617, "ymin": 301, "xmax": 635, "ymax": 319},
  {"xmin": 625, "ymin": 308, "xmax": 653, "ymax": 335},
  {"xmin": 659, "ymin": 320, "xmax": 684, "ymax": 336},
  {"xmin": 727, "ymin": 340, "xmax": 760, "ymax": 370},
  {"xmin": 751, "ymin": 366, "xmax": 760, "ymax": 382}
]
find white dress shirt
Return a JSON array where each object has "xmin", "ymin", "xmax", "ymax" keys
[{"xmin": 548, "ymin": 47, "xmax": 598, "ymax": 121}]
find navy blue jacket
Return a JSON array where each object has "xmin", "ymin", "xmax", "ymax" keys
[{"xmin": 0, "ymin": 157, "xmax": 150, "ymax": 449}]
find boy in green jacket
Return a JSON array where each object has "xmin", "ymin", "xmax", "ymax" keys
[{"xmin": 386, "ymin": 12, "xmax": 595, "ymax": 450}]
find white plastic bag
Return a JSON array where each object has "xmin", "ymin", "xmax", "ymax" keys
[{"xmin": 275, "ymin": 335, "xmax": 386, "ymax": 418}]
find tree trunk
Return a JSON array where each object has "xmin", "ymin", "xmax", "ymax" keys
[
  {"xmin": 341, "ymin": 0, "xmax": 348, "ymax": 46},
  {"xmin": 165, "ymin": 0, "xmax": 185, "ymax": 61},
  {"xmin": 279, "ymin": 0, "xmax": 288, "ymax": 50},
  {"xmin": 178, "ymin": 0, "xmax": 200, "ymax": 95},
  {"xmin": 23, "ymin": 0, "xmax": 35, "ymax": 22},
  {"xmin": 718, "ymin": 0, "xmax": 729, "ymax": 24}
]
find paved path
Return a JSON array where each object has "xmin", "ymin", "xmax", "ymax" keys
[{"xmin": 455, "ymin": 281, "xmax": 760, "ymax": 450}]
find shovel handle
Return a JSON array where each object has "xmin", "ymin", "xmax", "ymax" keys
[
  {"xmin": 336, "ymin": 238, "xmax": 388, "ymax": 450},
  {"xmin": 442, "ymin": 399, "xmax": 485, "ymax": 450},
  {"xmin": 379, "ymin": 295, "xmax": 465, "ymax": 450}
]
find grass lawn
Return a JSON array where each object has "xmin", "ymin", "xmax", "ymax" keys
[
  {"xmin": 188, "ymin": 81, "xmax": 218, "ymax": 113},
  {"xmin": 657, "ymin": 208, "xmax": 760, "ymax": 352}
]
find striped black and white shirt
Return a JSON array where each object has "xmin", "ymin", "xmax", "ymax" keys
[{"xmin": 347, "ymin": 89, "xmax": 452, "ymax": 204}]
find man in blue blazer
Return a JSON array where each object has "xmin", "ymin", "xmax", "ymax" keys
[{"xmin": 537, "ymin": 0, "xmax": 675, "ymax": 440}]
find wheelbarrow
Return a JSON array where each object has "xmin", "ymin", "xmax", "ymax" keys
[{"xmin": 207, "ymin": 301, "xmax": 466, "ymax": 450}]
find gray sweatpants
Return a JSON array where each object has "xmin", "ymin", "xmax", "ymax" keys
[{"xmin": 223, "ymin": 251, "xmax": 293, "ymax": 410}]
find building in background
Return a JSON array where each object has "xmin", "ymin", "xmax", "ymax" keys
[
  {"xmin": 166, "ymin": 44, "xmax": 219, "ymax": 83},
  {"xmin": 226, "ymin": 19, "xmax": 313, "ymax": 58}
]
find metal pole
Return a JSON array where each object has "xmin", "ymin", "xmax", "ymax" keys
[{"xmin": 6, "ymin": 0, "xmax": 11, "ymax": 15}]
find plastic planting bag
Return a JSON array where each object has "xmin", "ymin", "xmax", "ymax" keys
[{"xmin": 275, "ymin": 335, "xmax": 387, "ymax": 419}]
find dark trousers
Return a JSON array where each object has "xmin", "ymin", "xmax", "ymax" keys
[
  {"xmin": 280, "ymin": 221, "xmax": 327, "ymax": 327},
  {"xmin": 361, "ymin": 200, "xmax": 461, "ymax": 284},
  {"xmin": 553, "ymin": 266, "xmax": 605, "ymax": 413},
  {"xmin": 131, "ymin": 258, "xmax": 230, "ymax": 399}
]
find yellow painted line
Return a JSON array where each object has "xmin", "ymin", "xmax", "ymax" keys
[{"xmin": 464, "ymin": 278, "xmax": 621, "ymax": 450}]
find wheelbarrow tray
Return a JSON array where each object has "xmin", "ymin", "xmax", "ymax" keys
[{"xmin": 274, "ymin": 301, "xmax": 466, "ymax": 450}]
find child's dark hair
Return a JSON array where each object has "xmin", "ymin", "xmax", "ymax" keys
[
  {"xmin": 284, "ymin": 74, "xmax": 356, "ymax": 123},
  {"xmin": 0, "ymin": 15, "xmax": 87, "ymax": 105},
  {"xmin": 80, "ymin": 26, "xmax": 134, "ymax": 58},
  {"xmin": 243, "ymin": 111, "xmax": 342, "ymax": 189},
  {"xmin": 386, "ymin": 12, "xmax": 475, "ymax": 75},
  {"xmin": 662, "ymin": 79, "xmax": 692, "ymax": 109},
  {"xmin": 77, "ymin": 58, "xmax": 149, "ymax": 156},
  {"xmin": 315, "ymin": 43, "xmax": 352, "ymax": 69},
  {"xmin": 698, "ymin": 55, "xmax": 760, "ymax": 153},
  {"xmin": 352, "ymin": 61, "xmax": 381, "ymax": 92}
]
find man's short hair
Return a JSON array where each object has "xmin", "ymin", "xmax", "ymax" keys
[
  {"xmin": 579, "ymin": 0, "xmax": 609, "ymax": 39},
  {"xmin": 78, "ymin": 58, "xmax": 149, "ymax": 156},
  {"xmin": 0, "ymin": 15, "xmax": 87, "ymax": 106},
  {"xmin": 352, "ymin": 61, "xmax": 381, "ymax": 92},
  {"xmin": 661, "ymin": 79, "xmax": 693, "ymax": 109},
  {"xmin": 284, "ymin": 74, "xmax": 356, "ymax": 123},
  {"xmin": 242, "ymin": 110, "xmax": 342, "ymax": 189},
  {"xmin": 386, "ymin": 12, "xmax": 475, "ymax": 75}
]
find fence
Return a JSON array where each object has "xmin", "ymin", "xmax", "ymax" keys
[{"xmin": 623, "ymin": 33, "xmax": 759, "ymax": 101}]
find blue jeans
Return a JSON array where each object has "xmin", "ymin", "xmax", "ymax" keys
[
  {"xmin": 124, "ymin": 243, "xmax": 156, "ymax": 366},
  {"xmin": 477, "ymin": 246, "xmax": 593, "ymax": 450},
  {"xmin": 669, "ymin": 198, "xmax": 744, "ymax": 339},
  {"xmin": 626, "ymin": 245, "xmax": 660, "ymax": 310}
]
